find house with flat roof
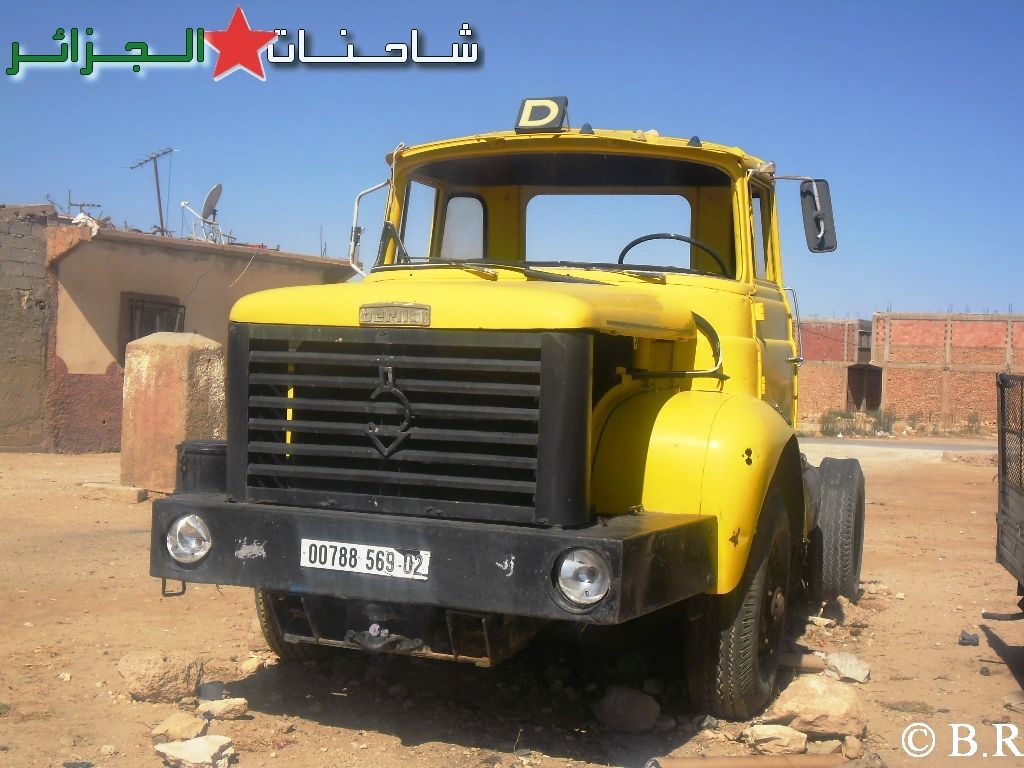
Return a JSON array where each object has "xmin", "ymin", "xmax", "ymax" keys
[{"xmin": 0, "ymin": 204, "xmax": 352, "ymax": 452}]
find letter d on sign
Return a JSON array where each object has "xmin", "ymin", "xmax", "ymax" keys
[{"xmin": 515, "ymin": 97, "xmax": 568, "ymax": 133}]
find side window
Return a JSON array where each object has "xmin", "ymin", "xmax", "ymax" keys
[
  {"xmin": 118, "ymin": 292, "xmax": 184, "ymax": 363},
  {"xmin": 439, "ymin": 196, "xmax": 485, "ymax": 261},
  {"xmin": 750, "ymin": 189, "xmax": 770, "ymax": 280},
  {"xmin": 400, "ymin": 180, "xmax": 438, "ymax": 260}
]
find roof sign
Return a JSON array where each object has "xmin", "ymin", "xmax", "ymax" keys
[{"xmin": 514, "ymin": 97, "xmax": 568, "ymax": 134}]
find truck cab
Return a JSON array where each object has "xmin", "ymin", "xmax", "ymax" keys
[{"xmin": 151, "ymin": 98, "xmax": 863, "ymax": 718}]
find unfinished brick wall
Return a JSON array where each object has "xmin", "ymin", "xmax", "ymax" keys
[
  {"xmin": 0, "ymin": 206, "xmax": 53, "ymax": 450},
  {"xmin": 797, "ymin": 362, "xmax": 847, "ymax": 420},
  {"xmin": 874, "ymin": 313, "xmax": 1023, "ymax": 427},
  {"xmin": 800, "ymin": 318, "xmax": 871, "ymax": 363},
  {"xmin": 883, "ymin": 368, "xmax": 945, "ymax": 420}
]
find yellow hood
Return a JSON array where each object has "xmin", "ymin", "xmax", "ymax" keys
[{"xmin": 231, "ymin": 272, "xmax": 696, "ymax": 341}]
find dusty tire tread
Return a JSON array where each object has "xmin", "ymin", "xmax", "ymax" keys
[
  {"xmin": 816, "ymin": 458, "xmax": 865, "ymax": 602},
  {"xmin": 254, "ymin": 590, "xmax": 329, "ymax": 661},
  {"xmin": 685, "ymin": 502, "xmax": 791, "ymax": 719}
]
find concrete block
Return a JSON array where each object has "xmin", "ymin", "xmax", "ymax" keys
[
  {"xmin": 5, "ymin": 220, "xmax": 38, "ymax": 237},
  {"xmin": 80, "ymin": 482, "xmax": 149, "ymax": 503},
  {"xmin": 5, "ymin": 275, "xmax": 40, "ymax": 291},
  {"xmin": 0, "ymin": 237, "xmax": 43, "ymax": 258},
  {"xmin": 120, "ymin": 333, "xmax": 225, "ymax": 493},
  {"xmin": 0, "ymin": 261, "xmax": 44, "ymax": 279}
]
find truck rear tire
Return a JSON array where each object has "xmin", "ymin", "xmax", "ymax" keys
[
  {"xmin": 815, "ymin": 458, "xmax": 865, "ymax": 603},
  {"xmin": 254, "ymin": 589, "xmax": 330, "ymax": 661},
  {"xmin": 684, "ymin": 500, "xmax": 791, "ymax": 719}
]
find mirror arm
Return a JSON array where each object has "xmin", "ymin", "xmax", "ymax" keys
[
  {"xmin": 784, "ymin": 286, "xmax": 805, "ymax": 366},
  {"xmin": 347, "ymin": 179, "xmax": 390, "ymax": 277},
  {"xmin": 774, "ymin": 175, "xmax": 825, "ymax": 239}
]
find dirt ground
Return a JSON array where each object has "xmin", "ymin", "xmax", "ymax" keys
[{"xmin": 2, "ymin": 445, "xmax": 1022, "ymax": 768}]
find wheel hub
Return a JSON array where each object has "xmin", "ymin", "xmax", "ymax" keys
[{"xmin": 770, "ymin": 587, "xmax": 786, "ymax": 620}]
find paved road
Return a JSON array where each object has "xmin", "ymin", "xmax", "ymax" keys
[{"xmin": 801, "ymin": 436, "xmax": 995, "ymax": 452}]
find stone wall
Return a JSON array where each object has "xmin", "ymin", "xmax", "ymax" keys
[{"xmin": 0, "ymin": 205, "xmax": 54, "ymax": 450}]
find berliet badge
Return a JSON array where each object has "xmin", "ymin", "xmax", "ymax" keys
[{"xmin": 359, "ymin": 303, "xmax": 431, "ymax": 327}]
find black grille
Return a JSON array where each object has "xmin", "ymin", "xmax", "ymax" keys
[{"xmin": 227, "ymin": 324, "xmax": 591, "ymax": 526}]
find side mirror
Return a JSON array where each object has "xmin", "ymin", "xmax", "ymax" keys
[
  {"xmin": 347, "ymin": 180, "xmax": 390, "ymax": 276},
  {"xmin": 799, "ymin": 179, "xmax": 837, "ymax": 252}
]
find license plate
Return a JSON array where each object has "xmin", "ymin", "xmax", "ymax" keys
[{"xmin": 299, "ymin": 538, "xmax": 430, "ymax": 581}]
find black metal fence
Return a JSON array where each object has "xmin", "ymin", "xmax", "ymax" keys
[{"xmin": 999, "ymin": 373, "xmax": 1024, "ymax": 494}]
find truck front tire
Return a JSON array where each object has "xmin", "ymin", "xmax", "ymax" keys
[
  {"xmin": 254, "ymin": 589, "xmax": 330, "ymax": 661},
  {"xmin": 684, "ymin": 500, "xmax": 791, "ymax": 719}
]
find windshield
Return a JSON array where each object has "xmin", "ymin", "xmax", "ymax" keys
[
  {"xmin": 527, "ymin": 194, "xmax": 691, "ymax": 267},
  {"xmin": 380, "ymin": 151, "xmax": 737, "ymax": 277}
]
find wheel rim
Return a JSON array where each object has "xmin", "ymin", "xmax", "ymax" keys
[{"xmin": 758, "ymin": 536, "xmax": 788, "ymax": 672}]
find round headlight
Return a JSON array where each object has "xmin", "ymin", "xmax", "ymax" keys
[
  {"xmin": 166, "ymin": 514, "xmax": 213, "ymax": 564},
  {"xmin": 555, "ymin": 548, "xmax": 611, "ymax": 607}
]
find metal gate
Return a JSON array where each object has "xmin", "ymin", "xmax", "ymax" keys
[{"xmin": 997, "ymin": 373, "xmax": 1024, "ymax": 586}]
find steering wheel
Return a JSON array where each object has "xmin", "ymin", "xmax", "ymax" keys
[{"xmin": 617, "ymin": 233, "xmax": 730, "ymax": 276}]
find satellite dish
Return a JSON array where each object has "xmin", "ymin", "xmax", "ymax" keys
[{"xmin": 201, "ymin": 183, "xmax": 223, "ymax": 221}]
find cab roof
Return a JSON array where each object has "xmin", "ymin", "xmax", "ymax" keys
[{"xmin": 396, "ymin": 128, "xmax": 767, "ymax": 171}]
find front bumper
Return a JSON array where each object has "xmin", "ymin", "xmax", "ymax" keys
[{"xmin": 151, "ymin": 494, "xmax": 716, "ymax": 624}]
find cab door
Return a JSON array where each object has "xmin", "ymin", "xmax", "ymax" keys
[{"xmin": 749, "ymin": 180, "xmax": 797, "ymax": 424}]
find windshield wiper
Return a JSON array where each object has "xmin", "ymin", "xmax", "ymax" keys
[
  {"xmin": 379, "ymin": 258, "xmax": 606, "ymax": 285},
  {"xmin": 620, "ymin": 270, "xmax": 667, "ymax": 283},
  {"xmin": 539, "ymin": 261, "xmax": 727, "ymax": 280},
  {"xmin": 470, "ymin": 261, "xmax": 606, "ymax": 284}
]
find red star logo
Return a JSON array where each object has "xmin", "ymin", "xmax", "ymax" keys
[{"xmin": 205, "ymin": 6, "xmax": 276, "ymax": 81}]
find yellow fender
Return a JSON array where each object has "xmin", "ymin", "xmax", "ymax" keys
[{"xmin": 592, "ymin": 390, "xmax": 796, "ymax": 595}]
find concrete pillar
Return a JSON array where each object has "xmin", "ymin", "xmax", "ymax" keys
[{"xmin": 120, "ymin": 333, "xmax": 225, "ymax": 493}]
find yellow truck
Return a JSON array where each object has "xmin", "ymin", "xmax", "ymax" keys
[{"xmin": 151, "ymin": 98, "xmax": 865, "ymax": 718}]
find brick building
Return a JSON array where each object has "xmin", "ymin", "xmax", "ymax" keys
[
  {"xmin": 797, "ymin": 312, "xmax": 1024, "ymax": 430},
  {"xmin": 0, "ymin": 204, "xmax": 352, "ymax": 452},
  {"xmin": 796, "ymin": 318, "xmax": 880, "ymax": 422},
  {"xmin": 873, "ymin": 312, "xmax": 1024, "ymax": 426}
]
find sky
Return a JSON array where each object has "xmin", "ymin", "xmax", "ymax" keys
[{"xmin": 2, "ymin": 1, "xmax": 1022, "ymax": 317}]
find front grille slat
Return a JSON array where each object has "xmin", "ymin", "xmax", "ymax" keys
[
  {"xmin": 248, "ymin": 440, "xmax": 538, "ymax": 470},
  {"xmin": 248, "ymin": 396, "xmax": 539, "ymax": 422},
  {"xmin": 249, "ymin": 349, "xmax": 541, "ymax": 374},
  {"xmin": 248, "ymin": 463, "xmax": 536, "ymax": 493},
  {"xmin": 249, "ymin": 372, "xmax": 540, "ymax": 397},
  {"xmin": 247, "ymin": 419, "xmax": 540, "ymax": 446}
]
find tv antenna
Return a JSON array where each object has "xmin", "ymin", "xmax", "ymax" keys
[
  {"xmin": 181, "ymin": 183, "xmax": 235, "ymax": 244},
  {"xmin": 130, "ymin": 147, "xmax": 175, "ymax": 235},
  {"xmin": 46, "ymin": 191, "xmax": 103, "ymax": 217}
]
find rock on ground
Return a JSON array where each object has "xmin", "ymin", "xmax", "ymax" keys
[
  {"xmin": 591, "ymin": 685, "xmax": 660, "ymax": 734},
  {"xmin": 117, "ymin": 651, "xmax": 204, "ymax": 703},
  {"xmin": 151, "ymin": 712, "xmax": 209, "ymax": 743},
  {"xmin": 807, "ymin": 739, "xmax": 843, "ymax": 754},
  {"xmin": 154, "ymin": 735, "xmax": 234, "ymax": 768},
  {"xmin": 826, "ymin": 651, "xmax": 871, "ymax": 683},
  {"xmin": 765, "ymin": 675, "xmax": 867, "ymax": 737},
  {"xmin": 238, "ymin": 657, "xmax": 262, "ymax": 675},
  {"xmin": 742, "ymin": 724, "xmax": 808, "ymax": 755},
  {"xmin": 843, "ymin": 735, "xmax": 865, "ymax": 759},
  {"xmin": 196, "ymin": 697, "xmax": 248, "ymax": 720}
]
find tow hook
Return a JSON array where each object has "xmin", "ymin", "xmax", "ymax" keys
[{"xmin": 345, "ymin": 627, "xmax": 424, "ymax": 653}]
